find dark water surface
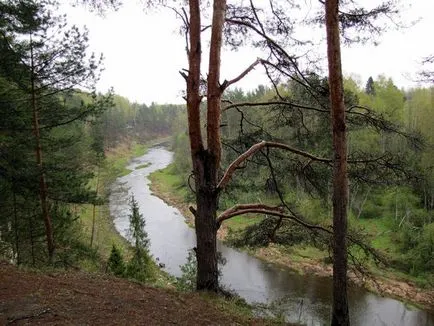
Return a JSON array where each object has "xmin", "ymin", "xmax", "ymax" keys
[{"xmin": 110, "ymin": 147, "xmax": 434, "ymax": 326}]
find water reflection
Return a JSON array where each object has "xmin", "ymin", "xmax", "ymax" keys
[{"xmin": 109, "ymin": 146, "xmax": 434, "ymax": 326}]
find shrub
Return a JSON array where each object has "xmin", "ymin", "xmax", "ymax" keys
[{"xmin": 107, "ymin": 245, "xmax": 125, "ymax": 277}]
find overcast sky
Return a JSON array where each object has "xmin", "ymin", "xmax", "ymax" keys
[{"xmin": 63, "ymin": 1, "xmax": 434, "ymax": 105}]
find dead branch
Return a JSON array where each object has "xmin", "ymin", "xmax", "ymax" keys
[
  {"xmin": 7, "ymin": 308, "xmax": 51, "ymax": 324},
  {"xmin": 222, "ymin": 100, "xmax": 329, "ymax": 113},
  {"xmin": 217, "ymin": 203, "xmax": 284, "ymax": 223},
  {"xmin": 220, "ymin": 58, "xmax": 262, "ymax": 91},
  {"xmin": 216, "ymin": 204, "xmax": 331, "ymax": 234}
]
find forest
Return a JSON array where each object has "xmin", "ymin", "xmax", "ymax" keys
[
  {"xmin": 0, "ymin": 0, "xmax": 184, "ymax": 266},
  {"xmin": 0, "ymin": 0, "xmax": 433, "ymax": 325}
]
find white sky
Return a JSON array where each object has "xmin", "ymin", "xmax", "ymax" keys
[{"xmin": 62, "ymin": 1, "xmax": 434, "ymax": 105}]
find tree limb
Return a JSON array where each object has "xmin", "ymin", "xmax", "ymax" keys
[
  {"xmin": 221, "ymin": 58, "xmax": 262, "ymax": 91},
  {"xmin": 222, "ymin": 100, "xmax": 329, "ymax": 113},
  {"xmin": 217, "ymin": 203, "xmax": 284, "ymax": 223},
  {"xmin": 217, "ymin": 140, "xmax": 331, "ymax": 191},
  {"xmin": 216, "ymin": 203, "xmax": 331, "ymax": 234}
]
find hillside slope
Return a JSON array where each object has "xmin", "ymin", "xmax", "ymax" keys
[{"xmin": 0, "ymin": 262, "xmax": 273, "ymax": 325}]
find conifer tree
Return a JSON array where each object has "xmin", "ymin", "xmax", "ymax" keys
[
  {"xmin": 107, "ymin": 244, "xmax": 126, "ymax": 276},
  {"xmin": 126, "ymin": 195, "xmax": 152, "ymax": 281},
  {"xmin": 0, "ymin": 0, "xmax": 110, "ymax": 263}
]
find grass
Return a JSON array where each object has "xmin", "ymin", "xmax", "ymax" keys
[
  {"xmin": 225, "ymin": 214, "xmax": 263, "ymax": 232},
  {"xmin": 289, "ymin": 245, "xmax": 327, "ymax": 261},
  {"xmin": 135, "ymin": 162, "xmax": 151, "ymax": 170},
  {"xmin": 149, "ymin": 164, "xmax": 191, "ymax": 200},
  {"xmin": 352, "ymin": 216, "xmax": 398, "ymax": 253},
  {"xmin": 104, "ymin": 141, "xmax": 148, "ymax": 178},
  {"xmin": 80, "ymin": 141, "xmax": 149, "ymax": 255},
  {"xmin": 78, "ymin": 204, "xmax": 129, "ymax": 261}
]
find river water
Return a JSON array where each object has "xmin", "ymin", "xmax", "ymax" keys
[{"xmin": 110, "ymin": 146, "xmax": 434, "ymax": 326}]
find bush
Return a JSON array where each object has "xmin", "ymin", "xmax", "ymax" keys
[
  {"xmin": 394, "ymin": 222, "xmax": 434, "ymax": 276},
  {"xmin": 176, "ymin": 249, "xmax": 197, "ymax": 291},
  {"xmin": 107, "ymin": 245, "xmax": 125, "ymax": 276},
  {"xmin": 126, "ymin": 252, "xmax": 153, "ymax": 282}
]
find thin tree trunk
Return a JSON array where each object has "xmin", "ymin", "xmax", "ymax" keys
[
  {"xmin": 269, "ymin": 217, "xmax": 283, "ymax": 243},
  {"xmin": 28, "ymin": 213, "xmax": 35, "ymax": 266},
  {"xmin": 356, "ymin": 187, "xmax": 371, "ymax": 220},
  {"xmin": 12, "ymin": 188, "xmax": 20, "ymax": 265},
  {"xmin": 325, "ymin": 0, "xmax": 350, "ymax": 325},
  {"xmin": 90, "ymin": 166, "xmax": 100, "ymax": 247},
  {"xmin": 30, "ymin": 34, "xmax": 55, "ymax": 262}
]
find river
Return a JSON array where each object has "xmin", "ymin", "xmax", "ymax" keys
[{"xmin": 110, "ymin": 146, "xmax": 434, "ymax": 326}]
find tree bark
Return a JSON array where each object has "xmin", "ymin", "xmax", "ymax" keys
[
  {"xmin": 30, "ymin": 35, "xmax": 55, "ymax": 262},
  {"xmin": 207, "ymin": 0, "xmax": 226, "ymax": 168},
  {"xmin": 194, "ymin": 0, "xmax": 227, "ymax": 292},
  {"xmin": 325, "ymin": 1, "xmax": 350, "ymax": 325},
  {"xmin": 195, "ymin": 151, "xmax": 219, "ymax": 291},
  {"xmin": 186, "ymin": 0, "xmax": 220, "ymax": 291}
]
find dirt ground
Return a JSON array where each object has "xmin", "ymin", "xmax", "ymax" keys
[{"xmin": 0, "ymin": 262, "xmax": 272, "ymax": 325}]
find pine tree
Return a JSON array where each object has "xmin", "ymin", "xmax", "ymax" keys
[
  {"xmin": 365, "ymin": 76, "xmax": 376, "ymax": 96},
  {"xmin": 0, "ymin": 0, "xmax": 111, "ymax": 264},
  {"xmin": 126, "ymin": 195, "xmax": 152, "ymax": 281},
  {"xmin": 107, "ymin": 244, "xmax": 126, "ymax": 277}
]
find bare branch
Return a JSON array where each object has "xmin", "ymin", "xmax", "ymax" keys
[
  {"xmin": 222, "ymin": 100, "xmax": 329, "ymax": 114},
  {"xmin": 216, "ymin": 203, "xmax": 331, "ymax": 234},
  {"xmin": 221, "ymin": 58, "xmax": 262, "ymax": 90},
  {"xmin": 217, "ymin": 203, "xmax": 284, "ymax": 224}
]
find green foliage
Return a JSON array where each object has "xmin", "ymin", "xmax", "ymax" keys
[
  {"xmin": 135, "ymin": 163, "xmax": 151, "ymax": 170},
  {"xmin": 176, "ymin": 249, "xmax": 228, "ymax": 292},
  {"xmin": 100, "ymin": 97, "xmax": 185, "ymax": 148},
  {"xmin": 125, "ymin": 255, "xmax": 153, "ymax": 282},
  {"xmin": 415, "ymin": 223, "xmax": 434, "ymax": 271},
  {"xmin": 105, "ymin": 196, "xmax": 155, "ymax": 282},
  {"xmin": 107, "ymin": 245, "xmax": 126, "ymax": 277},
  {"xmin": 176, "ymin": 249, "xmax": 197, "ymax": 292},
  {"xmin": 125, "ymin": 195, "xmax": 153, "ymax": 282},
  {"xmin": 227, "ymin": 217, "xmax": 327, "ymax": 250},
  {"xmin": 0, "ymin": 0, "xmax": 112, "ymax": 265}
]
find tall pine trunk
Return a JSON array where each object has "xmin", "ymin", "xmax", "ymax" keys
[
  {"xmin": 186, "ymin": 0, "xmax": 226, "ymax": 291},
  {"xmin": 30, "ymin": 35, "xmax": 55, "ymax": 262},
  {"xmin": 325, "ymin": 0, "xmax": 350, "ymax": 325},
  {"xmin": 194, "ymin": 152, "xmax": 219, "ymax": 290}
]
